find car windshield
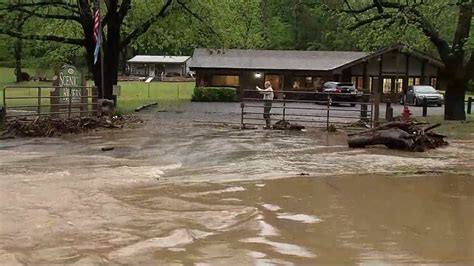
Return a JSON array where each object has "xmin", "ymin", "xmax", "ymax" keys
[{"xmin": 414, "ymin": 86, "xmax": 437, "ymax": 93}]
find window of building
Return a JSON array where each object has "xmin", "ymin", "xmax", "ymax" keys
[
  {"xmin": 408, "ymin": 77, "xmax": 421, "ymax": 86},
  {"xmin": 351, "ymin": 76, "xmax": 364, "ymax": 90},
  {"xmin": 211, "ymin": 75, "xmax": 239, "ymax": 87},
  {"xmin": 383, "ymin": 78, "xmax": 392, "ymax": 93},
  {"xmin": 394, "ymin": 78, "xmax": 403, "ymax": 93},
  {"xmin": 293, "ymin": 77, "xmax": 317, "ymax": 89}
]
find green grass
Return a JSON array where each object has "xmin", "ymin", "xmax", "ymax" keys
[
  {"xmin": 116, "ymin": 81, "xmax": 194, "ymax": 113},
  {"xmin": 418, "ymin": 114, "xmax": 474, "ymax": 139}
]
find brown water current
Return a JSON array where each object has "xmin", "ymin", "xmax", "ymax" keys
[{"xmin": 0, "ymin": 113, "xmax": 473, "ymax": 264}]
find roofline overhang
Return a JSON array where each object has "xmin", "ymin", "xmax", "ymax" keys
[{"xmin": 331, "ymin": 44, "xmax": 445, "ymax": 71}]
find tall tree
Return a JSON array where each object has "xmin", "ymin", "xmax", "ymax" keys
[
  {"xmin": 337, "ymin": 0, "xmax": 473, "ymax": 120},
  {"xmin": 0, "ymin": 0, "xmax": 189, "ymax": 101}
]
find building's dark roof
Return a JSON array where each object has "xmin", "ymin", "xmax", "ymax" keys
[{"xmin": 190, "ymin": 49, "xmax": 368, "ymax": 71}]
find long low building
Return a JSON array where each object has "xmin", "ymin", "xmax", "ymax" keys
[
  {"xmin": 189, "ymin": 45, "xmax": 445, "ymax": 101},
  {"xmin": 127, "ymin": 55, "xmax": 191, "ymax": 77}
]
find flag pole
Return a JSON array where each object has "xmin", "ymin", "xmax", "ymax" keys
[{"xmin": 98, "ymin": 0, "xmax": 105, "ymax": 99}]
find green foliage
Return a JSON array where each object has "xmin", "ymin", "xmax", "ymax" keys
[{"xmin": 192, "ymin": 87, "xmax": 237, "ymax": 102}]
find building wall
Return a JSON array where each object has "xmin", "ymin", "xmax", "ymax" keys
[
  {"xmin": 347, "ymin": 50, "xmax": 443, "ymax": 100},
  {"xmin": 129, "ymin": 63, "xmax": 187, "ymax": 76},
  {"xmin": 193, "ymin": 50, "xmax": 444, "ymax": 101}
]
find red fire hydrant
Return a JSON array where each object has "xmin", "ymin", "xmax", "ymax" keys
[{"xmin": 402, "ymin": 105, "xmax": 411, "ymax": 121}]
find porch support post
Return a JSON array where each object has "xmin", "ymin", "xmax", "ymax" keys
[
  {"xmin": 362, "ymin": 61, "xmax": 368, "ymax": 93},
  {"xmin": 421, "ymin": 59, "xmax": 426, "ymax": 85},
  {"xmin": 404, "ymin": 53, "xmax": 409, "ymax": 90},
  {"xmin": 378, "ymin": 55, "xmax": 383, "ymax": 96}
]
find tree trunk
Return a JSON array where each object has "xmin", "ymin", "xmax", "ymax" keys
[
  {"xmin": 444, "ymin": 80, "xmax": 466, "ymax": 120},
  {"xmin": 14, "ymin": 0, "xmax": 23, "ymax": 83},
  {"xmin": 14, "ymin": 38, "xmax": 22, "ymax": 83},
  {"xmin": 443, "ymin": 67, "xmax": 467, "ymax": 120}
]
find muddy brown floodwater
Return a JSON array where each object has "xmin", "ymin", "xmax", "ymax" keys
[{"xmin": 1, "ymin": 111, "xmax": 473, "ymax": 264}]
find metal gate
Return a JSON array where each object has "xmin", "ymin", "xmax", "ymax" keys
[
  {"xmin": 240, "ymin": 90, "xmax": 374, "ymax": 130},
  {"xmin": 2, "ymin": 85, "xmax": 98, "ymax": 121}
]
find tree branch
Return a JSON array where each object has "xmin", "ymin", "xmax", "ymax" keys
[
  {"xmin": 118, "ymin": 0, "xmax": 132, "ymax": 21},
  {"xmin": 11, "ymin": 7, "xmax": 81, "ymax": 22},
  {"xmin": 348, "ymin": 13, "xmax": 393, "ymax": 30},
  {"xmin": 177, "ymin": 0, "xmax": 217, "ymax": 35},
  {"xmin": 342, "ymin": 1, "xmax": 375, "ymax": 14},
  {"xmin": 120, "ymin": 0, "xmax": 173, "ymax": 48},
  {"xmin": 451, "ymin": 0, "xmax": 473, "ymax": 57},
  {"xmin": 0, "ymin": 1, "xmax": 79, "ymax": 14},
  {"xmin": 0, "ymin": 28, "xmax": 83, "ymax": 46}
]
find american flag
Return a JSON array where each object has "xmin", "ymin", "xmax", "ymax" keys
[{"xmin": 93, "ymin": 2, "xmax": 101, "ymax": 65}]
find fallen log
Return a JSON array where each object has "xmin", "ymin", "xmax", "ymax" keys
[
  {"xmin": 348, "ymin": 121, "xmax": 448, "ymax": 152},
  {"xmin": 135, "ymin": 102, "xmax": 158, "ymax": 112}
]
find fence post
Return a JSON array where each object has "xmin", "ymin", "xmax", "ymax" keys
[
  {"xmin": 37, "ymin": 87, "xmax": 41, "ymax": 117},
  {"xmin": 385, "ymin": 101, "xmax": 394, "ymax": 121},
  {"xmin": 373, "ymin": 91, "xmax": 380, "ymax": 126},
  {"xmin": 3, "ymin": 86, "xmax": 6, "ymax": 113},
  {"xmin": 360, "ymin": 102, "xmax": 368, "ymax": 122},
  {"xmin": 68, "ymin": 87, "xmax": 73, "ymax": 118},
  {"xmin": 282, "ymin": 94, "xmax": 286, "ymax": 121},
  {"xmin": 326, "ymin": 94, "xmax": 331, "ymax": 130},
  {"xmin": 468, "ymin": 97, "xmax": 472, "ymax": 114},
  {"xmin": 240, "ymin": 102, "xmax": 245, "ymax": 127},
  {"xmin": 422, "ymin": 98, "xmax": 428, "ymax": 117},
  {"xmin": 0, "ymin": 105, "xmax": 5, "ymax": 127}
]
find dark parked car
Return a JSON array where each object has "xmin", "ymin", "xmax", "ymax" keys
[
  {"xmin": 401, "ymin": 85, "xmax": 444, "ymax": 106},
  {"xmin": 316, "ymin": 82, "xmax": 360, "ymax": 106}
]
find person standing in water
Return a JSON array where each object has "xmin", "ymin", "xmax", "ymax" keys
[{"xmin": 256, "ymin": 81, "xmax": 274, "ymax": 129}]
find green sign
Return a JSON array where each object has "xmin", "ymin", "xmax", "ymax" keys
[{"xmin": 59, "ymin": 65, "xmax": 83, "ymax": 103}]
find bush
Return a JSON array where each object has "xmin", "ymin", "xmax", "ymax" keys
[
  {"xmin": 19, "ymin": 72, "xmax": 30, "ymax": 81},
  {"xmin": 192, "ymin": 87, "xmax": 237, "ymax": 102}
]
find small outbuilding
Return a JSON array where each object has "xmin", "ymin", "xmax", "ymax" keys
[
  {"xmin": 127, "ymin": 55, "xmax": 191, "ymax": 77},
  {"xmin": 189, "ymin": 45, "xmax": 446, "ymax": 101}
]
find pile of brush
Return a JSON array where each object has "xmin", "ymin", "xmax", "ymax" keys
[{"xmin": 1, "ymin": 115, "xmax": 143, "ymax": 138}]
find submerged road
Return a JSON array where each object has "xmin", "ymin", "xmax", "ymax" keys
[{"xmin": 0, "ymin": 108, "xmax": 473, "ymax": 264}]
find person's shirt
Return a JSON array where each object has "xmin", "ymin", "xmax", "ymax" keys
[{"xmin": 256, "ymin": 86, "xmax": 274, "ymax": 100}]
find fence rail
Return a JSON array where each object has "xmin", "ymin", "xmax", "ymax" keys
[
  {"xmin": 240, "ymin": 90, "xmax": 374, "ymax": 130},
  {"xmin": 2, "ymin": 85, "xmax": 99, "ymax": 120}
]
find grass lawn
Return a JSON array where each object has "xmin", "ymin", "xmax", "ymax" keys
[
  {"xmin": 418, "ymin": 114, "xmax": 474, "ymax": 139},
  {"xmin": 1, "ymin": 67, "xmax": 195, "ymax": 113},
  {"xmin": 116, "ymin": 81, "xmax": 194, "ymax": 113}
]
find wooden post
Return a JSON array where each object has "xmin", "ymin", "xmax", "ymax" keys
[
  {"xmin": 385, "ymin": 102, "xmax": 394, "ymax": 121},
  {"xmin": 37, "ymin": 87, "xmax": 41, "ymax": 117},
  {"xmin": 0, "ymin": 105, "xmax": 5, "ymax": 126},
  {"xmin": 422, "ymin": 98, "xmax": 428, "ymax": 117},
  {"xmin": 362, "ymin": 61, "xmax": 368, "ymax": 92},
  {"xmin": 421, "ymin": 60, "xmax": 426, "ymax": 85},
  {"xmin": 326, "ymin": 94, "xmax": 331, "ymax": 130},
  {"xmin": 404, "ymin": 53, "xmax": 409, "ymax": 94},
  {"xmin": 360, "ymin": 102, "xmax": 368, "ymax": 122},
  {"xmin": 373, "ymin": 90, "xmax": 380, "ymax": 126},
  {"xmin": 467, "ymin": 97, "xmax": 472, "ymax": 114},
  {"xmin": 282, "ymin": 94, "xmax": 286, "ymax": 121},
  {"xmin": 68, "ymin": 87, "xmax": 72, "ymax": 117},
  {"xmin": 240, "ymin": 102, "xmax": 245, "ymax": 127}
]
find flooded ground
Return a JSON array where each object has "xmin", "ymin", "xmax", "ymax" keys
[{"xmin": 1, "ymin": 109, "xmax": 473, "ymax": 264}]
